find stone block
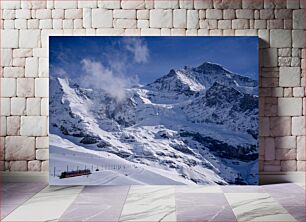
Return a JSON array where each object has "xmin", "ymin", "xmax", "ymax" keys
[
  {"xmin": 1, "ymin": 49, "xmax": 12, "ymax": 67},
  {"xmin": 19, "ymin": 30, "xmax": 41, "ymax": 48},
  {"xmin": 263, "ymin": 48, "xmax": 277, "ymax": 67},
  {"xmin": 52, "ymin": 9, "xmax": 64, "ymax": 18},
  {"xmin": 11, "ymin": 97, "xmax": 26, "ymax": 115},
  {"xmin": 98, "ymin": 0, "xmax": 120, "ymax": 9},
  {"xmin": 137, "ymin": 20, "xmax": 149, "ymax": 28},
  {"xmin": 65, "ymin": 9, "xmax": 82, "ymax": 19},
  {"xmin": 232, "ymin": 19, "xmax": 249, "ymax": 29},
  {"xmin": 25, "ymin": 57, "xmax": 38, "ymax": 77},
  {"xmin": 270, "ymin": 29, "xmax": 291, "ymax": 48},
  {"xmin": 179, "ymin": 0, "xmax": 193, "ymax": 9},
  {"xmin": 41, "ymin": 160, "xmax": 49, "ymax": 171},
  {"xmin": 236, "ymin": 9, "xmax": 254, "ymax": 19},
  {"xmin": 137, "ymin": 10, "xmax": 149, "ymax": 19},
  {"xmin": 78, "ymin": 0, "xmax": 97, "ymax": 8},
  {"xmin": 36, "ymin": 137, "xmax": 49, "ymax": 149},
  {"xmin": 20, "ymin": 116, "xmax": 48, "ymax": 136},
  {"xmin": 218, "ymin": 20, "xmax": 232, "ymax": 29},
  {"xmin": 297, "ymin": 136, "xmax": 305, "ymax": 161},
  {"xmin": 187, "ymin": 10, "xmax": 199, "ymax": 29},
  {"xmin": 5, "ymin": 136, "xmax": 35, "ymax": 160},
  {"xmin": 54, "ymin": 0, "xmax": 77, "ymax": 9},
  {"xmin": 36, "ymin": 149, "xmax": 48, "ymax": 160},
  {"xmin": 293, "ymin": 9, "xmax": 305, "ymax": 29},
  {"xmin": 223, "ymin": 9, "xmax": 235, "ymax": 19},
  {"xmin": 278, "ymin": 98, "xmax": 302, "ymax": 116},
  {"xmin": 259, "ymin": 117, "xmax": 269, "ymax": 136},
  {"xmin": 173, "ymin": 9, "xmax": 187, "ymax": 28},
  {"xmin": 242, "ymin": 0, "xmax": 263, "ymax": 9},
  {"xmin": 264, "ymin": 137, "xmax": 275, "ymax": 160},
  {"xmin": 194, "ymin": 0, "xmax": 212, "ymax": 9},
  {"xmin": 154, "ymin": 0, "xmax": 178, "ymax": 9},
  {"xmin": 39, "ymin": 58, "xmax": 48, "ymax": 77},
  {"xmin": 1, "ymin": 1, "xmax": 20, "ymax": 9},
  {"xmin": 35, "ymin": 78, "xmax": 49, "ymax": 97},
  {"xmin": 114, "ymin": 19, "xmax": 137, "ymax": 28},
  {"xmin": 41, "ymin": 98, "xmax": 49, "ymax": 116},
  {"xmin": 35, "ymin": 9, "xmax": 51, "ymax": 19},
  {"xmin": 26, "ymin": 98, "xmax": 41, "ymax": 116},
  {"xmin": 281, "ymin": 160, "xmax": 297, "ymax": 171},
  {"xmin": 270, "ymin": 117, "xmax": 291, "ymax": 136},
  {"xmin": 114, "ymin": 9, "xmax": 136, "ymax": 18},
  {"xmin": 1, "ymin": 117, "xmax": 6, "ymax": 137},
  {"xmin": 13, "ymin": 49, "xmax": 32, "ymax": 58},
  {"xmin": 275, "ymin": 136, "xmax": 297, "ymax": 149},
  {"xmin": 3, "ymin": 67, "xmax": 24, "ymax": 78},
  {"xmin": 28, "ymin": 160, "xmax": 41, "ymax": 171},
  {"xmin": 150, "ymin": 9, "xmax": 172, "ymax": 28},
  {"xmin": 279, "ymin": 67, "xmax": 300, "ymax": 87},
  {"xmin": 9, "ymin": 161, "xmax": 27, "ymax": 171},
  {"xmin": 293, "ymin": 87, "xmax": 304, "ymax": 97},
  {"xmin": 7, "ymin": 116, "xmax": 20, "ymax": 136},
  {"xmin": 276, "ymin": 149, "xmax": 296, "ymax": 160},
  {"xmin": 292, "ymin": 116, "xmax": 305, "ymax": 136},
  {"xmin": 206, "ymin": 9, "xmax": 222, "ymax": 19},
  {"xmin": 292, "ymin": 30, "xmax": 305, "ymax": 48},
  {"xmin": 92, "ymin": 9, "xmax": 113, "ymax": 28},
  {"xmin": 214, "ymin": 0, "xmax": 241, "ymax": 9},
  {"xmin": 1, "ymin": 78, "xmax": 16, "ymax": 97},
  {"xmin": 16, "ymin": 78, "xmax": 34, "ymax": 97},
  {"xmin": 1, "ymin": 30, "xmax": 19, "ymax": 48},
  {"xmin": 0, "ymin": 98, "xmax": 10, "ymax": 116}
]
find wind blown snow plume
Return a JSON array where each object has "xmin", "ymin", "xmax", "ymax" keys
[
  {"xmin": 80, "ymin": 59, "xmax": 131, "ymax": 102},
  {"xmin": 123, "ymin": 38, "xmax": 149, "ymax": 64}
]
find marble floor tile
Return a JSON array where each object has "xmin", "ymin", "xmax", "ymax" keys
[
  {"xmin": 283, "ymin": 205, "xmax": 305, "ymax": 222},
  {"xmin": 1, "ymin": 182, "xmax": 47, "ymax": 193},
  {"xmin": 225, "ymin": 193, "xmax": 297, "ymax": 221},
  {"xmin": 1, "ymin": 205, "xmax": 18, "ymax": 219},
  {"xmin": 221, "ymin": 185, "xmax": 264, "ymax": 193},
  {"xmin": 59, "ymin": 186, "xmax": 130, "ymax": 221},
  {"xmin": 263, "ymin": 183, "xmax": 304, "ymax": 193},
  {"xmin": 1, "ymin": 193, "xmax": 35, "ymax": 205},
  {"xmin": 119, "ymin": 186, "xmax": 176, "ymax": 222},
  {"xmin": 270, "ymin": 192, "xmax": 305, "ymax": 206},
  {"xmin": 3, "ymin": 186, "xmax": 83, "ymax": 221},
  {"xmin": 176, "ymin": 193, "xmax": 236, "ymax": 222},
  {"xmin": 175, "ymin": 185, "xmax": 222, "ymax": 193}
]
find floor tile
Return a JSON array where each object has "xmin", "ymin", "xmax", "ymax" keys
[
  {"xmin": 225, "ymin": 193, "xmax": 297, "ymax": 221},
  {"xmin": 1, "ymin": 205, "xmax": 18, "ymax": 219},
  {"xmin": 221, "ymin": 185, "xmax": 264, "ymax": 193},
  {"xmin": 59, "ymin": 186, "xmax": 130, "ymax": 221},
  {"xmin": 3, "ymin": 186, "xmax": 83, "ymax": 221},
  {"xmin": 283, "ymin": 205, "xmax": 305, "ymax": 222},
  {"xmin": 175, "ymin": 185, "xmax": 222, "ymax": 193},
  {"xmin": 119, "ymin": 186, "xmax": 176, "ymax": 222},
  {"xmin": 176, "ymin": 193, "xmax": 236, "ymax": 222},
  {"xmin": 263, "ymin": 183, "xmax": 304, "ymax": 193},
  {"xmin": 270, "ymin": 192, "xmax": 305, "ymax": 206},
  {"xmin": 1, "ymin": 193, "xmax": 35, "ymax": 205},
  {"xmin": 1, "ymin": 182, "xmax": 47, "ymax": 193}
]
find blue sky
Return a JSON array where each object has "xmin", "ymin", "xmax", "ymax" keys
[{"xmin": 50, "ymin": 36, "xmax": 258, "ymax": 85}]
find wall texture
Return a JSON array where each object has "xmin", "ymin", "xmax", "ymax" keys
[{"xmin": 0, "ymin": 0, "xmax": 305, "ymax": 172}]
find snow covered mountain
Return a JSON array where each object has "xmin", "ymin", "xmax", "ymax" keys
[{"xmin": 49, "ymin": 62, "xmax": 259, "ymax": 185}]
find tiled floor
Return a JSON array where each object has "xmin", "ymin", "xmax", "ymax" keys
[{"xmin": 0, "ymin": 182, "xmax": 304, "ymax": 222}]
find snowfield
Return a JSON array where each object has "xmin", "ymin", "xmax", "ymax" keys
[{"xmin": 49, "ymin": 62, "xmax": 259, "ymax": 185}]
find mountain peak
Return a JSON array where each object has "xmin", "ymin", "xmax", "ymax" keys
[{"xmin": 197, "ymin": 62, "xmax": 228, "ymax": 73}]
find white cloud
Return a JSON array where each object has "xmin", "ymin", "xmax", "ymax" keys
[
  {"xmin": 80, "ymin": 59, "xmax": 136, "ymax": 102},
  {"xmin": 123, "ymin": 38, "xmax": 149, "ymax": 64}
]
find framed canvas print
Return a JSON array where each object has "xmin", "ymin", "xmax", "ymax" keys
[{"xmin": 49, "ymin": 36, "xmax": 259, "ymax": 185}]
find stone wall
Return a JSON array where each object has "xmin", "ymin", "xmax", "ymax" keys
[{"xmin": 0, "ymin": 0, "xmax": 305, "ymax": 172}]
